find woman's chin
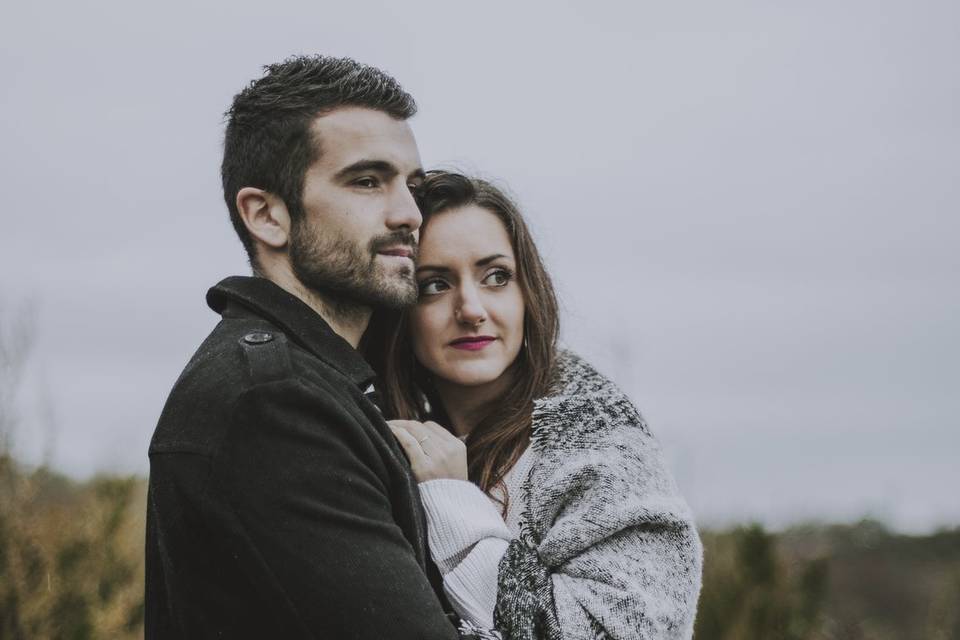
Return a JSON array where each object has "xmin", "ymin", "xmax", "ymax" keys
[{"xmin": 435, "ymin": 360, "xmax": 508, "ymax": 388}]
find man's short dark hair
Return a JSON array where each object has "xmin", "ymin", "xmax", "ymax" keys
[{"xmin": 221, "ymin": 55, "xmax": 417, "ymax": 265}]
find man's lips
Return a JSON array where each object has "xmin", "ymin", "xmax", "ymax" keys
[
  {"xmin": 449, "ymin": 336, "xmax": 496, "ymax": 351},
  {"xmin": 378, "ymin": 246, "xmax": 414, "ymax": 258}
]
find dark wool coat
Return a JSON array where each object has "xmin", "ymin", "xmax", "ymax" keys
[{"xmin": 145, "ymin": 276, "xmax": 462, "ymax": 640}]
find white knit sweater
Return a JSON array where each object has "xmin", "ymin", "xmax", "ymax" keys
[
  {"xmin": 418, "ymin": 350, "xmax": 702, "ymax": 639},
  {"xmin": 419, "ymin": 446, "xmax": 536, "ymax": 628}
]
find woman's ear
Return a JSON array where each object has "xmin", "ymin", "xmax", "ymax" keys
[{"xmin": 236, "ymin": 187, "xmax": 291, "ymax": 250}]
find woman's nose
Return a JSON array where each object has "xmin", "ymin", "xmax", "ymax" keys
[{"xmin": 455, "ymin": 288, "xmax": 487, "ymax": 326}]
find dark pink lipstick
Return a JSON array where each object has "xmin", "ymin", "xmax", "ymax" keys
[{"xmin": 449, "ymin": 336, "xmax": 496, "ymax": 351}]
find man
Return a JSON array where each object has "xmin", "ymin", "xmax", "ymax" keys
[{"xmin": 146, "ymin": 56, "xmax": 487, "ymax": 639}]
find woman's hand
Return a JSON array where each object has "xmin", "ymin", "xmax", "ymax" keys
[{"xmin": 388, "ymin": 419, "xmax": 468, "ymax": 483}]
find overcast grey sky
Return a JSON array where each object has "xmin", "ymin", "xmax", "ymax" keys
[{"xmin": 2, "ymin": 0, "xmax": 957, "ymax": 533}]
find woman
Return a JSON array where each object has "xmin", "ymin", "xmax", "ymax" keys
[{"xmin": 371, "ymin": 171, "xmax": 702, "ymax": 639}]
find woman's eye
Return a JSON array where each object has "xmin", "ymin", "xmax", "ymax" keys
[
  {"xmin": 483, "ymin": 269, "xmax": 513, "ymax": 287},
  {"xmin": 419, "ymin": 279, "xmax": 448, "ymax": 296}
]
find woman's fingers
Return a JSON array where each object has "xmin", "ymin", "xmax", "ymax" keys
[
  {"xmin": 387, "ymin": 420, "xmax": 468, "ymax": 483},
  {"xmin": 422, "ymin": 420, "xmax": 459, "ymax": 439},
  {"xmin": 388, "ymin": 420, "xmax": 433, "ymax": 454},
  {"xmin": 389, "ymin": 424, "xmax": 429, "ymax": 465},
  {"xmin": 388, "ymin": 420, "xmax": 452, "ymax": 456},
  {"xmin": 390, "ymin": 419, "xmax": 458, "ymax": 444},
  {"xmin": 388, "ymin": 419, "xmax": 432, "ymax": 442}
]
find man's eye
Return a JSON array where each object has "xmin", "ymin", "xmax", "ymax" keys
[
  {"xmin": 419, "ymin": 279, "xmax": 448, "ymax": 296},
  {"xmin": 353, "ymin": 177, "xmax": 379, "ymax": 189}
]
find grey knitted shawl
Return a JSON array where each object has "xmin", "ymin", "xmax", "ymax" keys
[{"xmin": 492, "ymin": 350, "xmax": 703, "ymax": 640}]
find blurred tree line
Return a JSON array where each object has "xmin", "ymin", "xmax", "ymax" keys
[
  {"xmin": 697, "ymin": 522, "xmax": 960, "ymax": 639},
  {"xmin": 1, "ymin": 302, "xmax": 145, "ymax": 638},
  {"xmin": 2, "ymin": 305, "xmax": 959, "ymax": 639},
  {"xmin": 0, "ymin": 460, "xmax": 145, "ymax": 638},
  {"xmin": 2, "ymin": 463, "xmax": 958, "ymax": 639}
]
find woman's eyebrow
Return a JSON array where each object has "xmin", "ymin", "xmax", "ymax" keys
[
  {"xmin": 416, "ymin": 255, "xmax": 510, "ymax": 275},
  {"xmin": 415, "ymin": 264, "xmax": 450, "ymax": 275},
  {"xmin": 476, "ymin": 254, "xmax": 509, "ymax": 267}
]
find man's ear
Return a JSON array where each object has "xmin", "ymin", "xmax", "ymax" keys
[{"xmin": 236, "ymin": 187, "xmax": 291, "ymax": 250}]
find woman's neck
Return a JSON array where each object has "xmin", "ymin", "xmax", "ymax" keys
[{"xmin": 433, "ymin": 370, "xmax": 515, "ymax": 438}]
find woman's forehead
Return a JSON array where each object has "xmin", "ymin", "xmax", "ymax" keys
[{"xmin": 420, "ymin": 205, "xmax": 514, "ymax": 260}]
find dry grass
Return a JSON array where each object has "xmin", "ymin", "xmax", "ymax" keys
[
  {"xmin": 0, "ymin": 456, "xmax": 145, "ymax": 639},
  {"xmin": 1, "ymin": 458, "xmax": 958, "ymax": 640}
]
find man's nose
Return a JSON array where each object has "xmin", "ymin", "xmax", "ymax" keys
[{"xmin": 385, "ymin": 183, "xmax": 422, "ymax": 232}]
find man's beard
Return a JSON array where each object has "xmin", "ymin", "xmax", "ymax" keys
[{"xmin": 289, "ymin": 221, "xmax": 418, "ymax": 310}]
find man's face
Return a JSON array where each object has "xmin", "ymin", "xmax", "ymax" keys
[{"xmin": 290, "ymin": 107, "xmax": 424, "ymax": 309}]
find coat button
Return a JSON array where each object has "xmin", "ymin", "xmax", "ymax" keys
[{"xmin": 243, "ymin": 332, "xmax": 274, "ymax": 345}]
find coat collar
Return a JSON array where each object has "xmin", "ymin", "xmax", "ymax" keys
[{"xmin": 206, "ymin": 275, "xmax": 375, "ymax": 388}]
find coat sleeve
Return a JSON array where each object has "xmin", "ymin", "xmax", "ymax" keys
[
  {"xmin": 205, "ymin": 377, "xmax": 463, "ymax": 640},
  {"xmin": 494, "ymin": 394, "xmax": 703, "ymax": 640}
]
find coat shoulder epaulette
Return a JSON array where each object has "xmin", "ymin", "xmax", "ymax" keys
[{"xmin": 238, "ymin": 330, "xmax": 293, "ymax": 385}]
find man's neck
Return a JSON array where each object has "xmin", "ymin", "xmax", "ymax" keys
[{"xmin": 259, "ymin": 262, "xmax": 371, "ymax": 349}]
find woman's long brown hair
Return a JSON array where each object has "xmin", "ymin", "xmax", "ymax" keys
[{"xmin": 363, "ymin": 171, "xmax": 560, "ymax": 513}]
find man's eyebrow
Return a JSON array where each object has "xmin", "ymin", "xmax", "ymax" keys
[
  {"xmin": 334, "ymin": 160, "xmax": 398, "ymax": 180},
  {"xmin": 334, "ymin": 160, "xmax": 425, "ymax": 182},
  {"xmin": 416, "ymin": 254, "xmax": 510, "ymax": 275}
]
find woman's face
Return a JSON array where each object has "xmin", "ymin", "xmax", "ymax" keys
[{"xmin": 410, "ymin": 204, "xmax": 525, "ymax": 389}]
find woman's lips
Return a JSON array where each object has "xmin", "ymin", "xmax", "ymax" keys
[{"xmin": 449, "ymin": 336, "xmax": 496, "ymax": 351}]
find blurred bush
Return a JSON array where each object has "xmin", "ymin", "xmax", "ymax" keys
[
  {"xmin": 0, "ymin": 455, "xmax": 145, "ymax": 639},
  {"xmin": 696, "ymin": 520, "xmax": 960, "ymax": 640},
  {"xmin": 1, "ymin": 459, "xmax": 958, "ymax": 639},
  {"xmin": 695, "ymin": 523, "xmax": 828, "ymax": 639}
]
